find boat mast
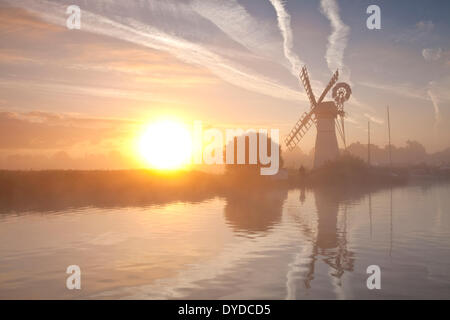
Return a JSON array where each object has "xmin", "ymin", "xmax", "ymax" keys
[
  {"xmin": 368, "ymin": 121, "xmax": 371, "ymax": 166},
  {"xmin": 387, "ymin": 106, "xmax": 392, "ymax": 168}
]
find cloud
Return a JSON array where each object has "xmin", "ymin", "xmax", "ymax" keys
[
  {"xmin": 65, "ymin": 42, "xmax": 218, "ymax": 87},
  {"xmin": 427, "ymin": 78, "xmax": 450, "ymax": 129},
  {"xmin": 0, "ymin": 150, "xmax": 134, "ymax": 170},
  {"xmin": 0, "ymin": 10, "xmax": 218, "ymax": 91},
  {"xmin": 320, "ymin": 0, "xmax": 350, "ymax": 76},
  {"xmin": 359, "ymin": 81, "xmax": 429, "ymax": 101},
  {"xmin": 427, "ymin": 88, "xmax": 441, "ymax": 129},
  {"xmin": 268, "ymin": 0, "xmax": 303, "ymax": 76},
  {"xmin": 0, "ymin": 6, "xmax": 63, "ymax": 37},
  {"xmin": 343, "ymin": 116, "xmax": 358, "ymax": 125},
  {"xmin": 426, "ymin": 77, "xmax": 450, "ymax": 149},
  {"xmin": 391, "ymin": 20, "xmax": 436, "ymax": 44},
  {"xmin": 364, "ymin": 113, "xmax": 384, "ymax": 125},
  {"xmin": 0, "ymin": 110, "xmax": 137, "ymax": 150},
  {"xmin": 4, "ymin": 0, "xmax": 305, "ymax": 103},
  {"xmin": 422, "ymin": 47, "xmax": 443, "ymax": 61},
  {"xmin": 0, "ymin": 49, "xmax": 37, "ymax": 64},
  {"xmin": 191, "ymin": 0, "xmax": 283, "ymax": 61},
  {"xmin": 0, "ymin": 78, "xmax": 178, "ymax": 104}
]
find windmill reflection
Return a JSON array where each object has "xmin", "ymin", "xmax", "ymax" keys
[
  {"xmin": 223, "ymin": 188, "xmax": 288, "ymax": 234},
  {"xmin": 299, "ymin": 187, "xmax": 355, "ymax": 289},
  {"xmin": 299, "ymin": 187, "xmax": 306, "ymax": 204}
]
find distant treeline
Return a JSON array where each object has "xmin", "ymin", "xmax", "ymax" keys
[
  {"xmin": 284, "ymin": 140, "xmax": 450, "ymax": 168},
  {"xmin": 0, "ymin": 155, "xmax": 411, "ymax": 213}
]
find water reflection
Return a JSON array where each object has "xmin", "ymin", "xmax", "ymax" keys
[
  {"xmin": 1, "ymin": 178, "xmax": 449, "ymax": 299},
  {"xmin": 282, "ymin": 186, "xmax": 359, "ymax": 297},
  {"xmin": 224, "ymin": 185, "xmax": 380, "ymax": 292},
  {"xmin": 308, "ymin": 188, "xmax": 354, "ymax": 287},
  {"xmin": 224, "ymin": 189, "xmax": 288, "ymax": 234},
  {"xmin": 389, "ymin": 188, "xmax": 393, "ymax": 258},
  {"xmin": 0, "ymin": 171, "xmax": 222, "ymax": 214}
]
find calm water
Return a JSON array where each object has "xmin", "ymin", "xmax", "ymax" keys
[{"xmin": 1, "ymin": 183, "xmax": 450, "ymax": 299}]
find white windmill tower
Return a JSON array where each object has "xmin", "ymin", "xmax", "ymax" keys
[{"xmin": 285, "ymin": 66, "xmax": 352, "ymax": 168}]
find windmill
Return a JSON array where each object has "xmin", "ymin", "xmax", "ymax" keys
[{"xmin": 285, "ymin": 66, "xmax": 352, "ymax": 168}]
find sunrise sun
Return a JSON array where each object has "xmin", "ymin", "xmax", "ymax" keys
[{"xmin": 138, "ymin": 119, "xmax": 192, "ymax": 170}]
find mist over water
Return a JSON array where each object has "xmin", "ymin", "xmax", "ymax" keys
[{"xmin": 0, "ymin": 182, "xmax": 449, "ymax": 299}]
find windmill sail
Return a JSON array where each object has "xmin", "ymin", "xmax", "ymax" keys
[
  {"xmin": 300, "ymin": 66, "xmax": 317, "ymax": 108},
  {"xmin": 285, "ymin": 67, "xmax": 340, "ymax": 151},
  {"xmin": 284, "ymin": 110, "xmax": 316, "ymax": 151},
  {"xmin": 318, "ymin": 69, "xmax": 339, "ymax": 104},
  {"xmin": 284, "ymin": 66, "xmax": 319, "ymax": 151},
  {"xmin": 285, "ymin": 65, "xmax": 351, "ymax": 167}
]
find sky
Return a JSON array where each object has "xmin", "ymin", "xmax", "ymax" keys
[{"xmin": 0, "ymin": 0, "xmax": 449, "ymax": 169}]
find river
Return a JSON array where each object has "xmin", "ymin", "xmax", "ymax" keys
[{"xmin": 1, "ymin": 182, "xmax": 449, "ymax": 299}]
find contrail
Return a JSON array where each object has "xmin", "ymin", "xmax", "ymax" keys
[
  {"xmin": 364, "ymin": 113, "xmax": 384, "ymax": 125},
  {"xmin": 5, "ymin": 0, "xmax": 306, "ymax": 103},
  {"xmin": 427, "ymin": 87, "xmax": 441, "ymax": 130},
  {"xmin": 191, "ymin": 0, "xmax": 283, "ymax": 61},
  {"xmin": 320, "ymin": 0, "xmax": 350, "ymax": 76},
  {"xmin": 269, "ymin": 0, "xmax": 303, "ymax": 76}
]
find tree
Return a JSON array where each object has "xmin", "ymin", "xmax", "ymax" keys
[{"xmin": 224, "ymin": 132, "xmax": 283, "ymax": 178}]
